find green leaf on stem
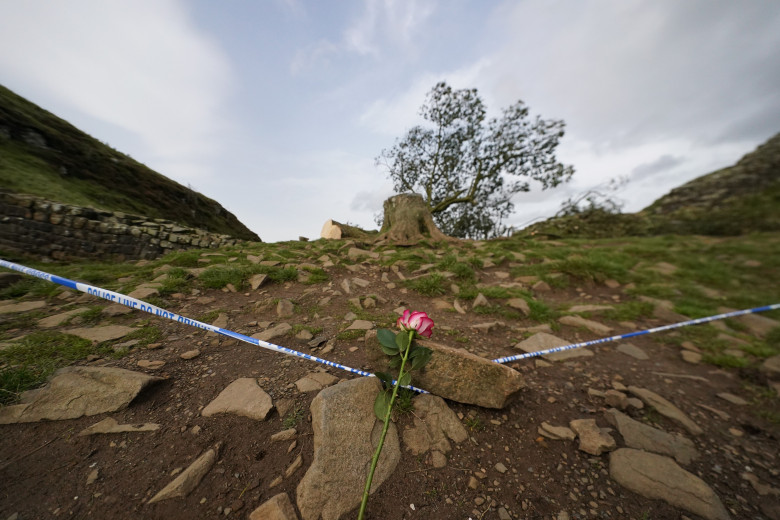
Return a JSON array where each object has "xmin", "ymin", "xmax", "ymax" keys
[
  {"xmin": 410, "ymin": 346, "xmax": 433, "ymax": 370},
  {"xmin": 377, "ymin": 329, "xmax": 398, "ymax": 353},
  {"xmin": 389, "ymin": 356, "xmax": 403, "ymax": 369},
  {"xmin": 395, "ymin": 332, "xmax": 411, "ymax": 352},
  {"xmin": 398, "ymin": 372, "xmax": 411, "ymax": 388},
  {"xmin": 375, "ymin": 371, "xmax": 393, "ymax": 390},
  {"xmin": 373, "ymin": 389, "xmax": 391, "ymax": 421}
]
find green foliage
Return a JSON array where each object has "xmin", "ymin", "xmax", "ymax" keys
[
  {"xmin": 404, "ymin": 273, "xmax": 446, "ymax": 296},
  {"xmin": 76, "ymin": 305, "xmax": 105, "ymax": 325},
  {"xmin": 283, "ymin": 405, "xmax": 305, "ymax": 429},
  {"xmin": 0, "ymin": 331, "xmax": 110, "ymax": 404},
  {"xmin": 301, "ymin": 267, "xmax": 329, "ymax": 284},
  {"xmin": 377, "ymin": 81, "xmax": 573, "ymax": 239},
  {"xmin": 199, "ymin": 266, "xmax": 246, "ymax": 289}
]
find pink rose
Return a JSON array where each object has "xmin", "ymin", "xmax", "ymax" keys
[{"xmin": 396, "ymin": 309, "xmax": 434, "ymax": 338}]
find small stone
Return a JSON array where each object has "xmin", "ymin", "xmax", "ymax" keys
[
  {"xmin": 180, "ymin": 349, "xmax": 200, "ymax": 360},
  {"xmin": 681, "ymin": 351, "xmax": 702, "ymax": 364},
  {"xmin": 86, "ymin": 469, "xmax": 99, "ymax": 485},
  {"xmin": 137, "ymin": 360, "xmax": 165, "ymax": 370},
  {"xmin": 285, "ymin": 454, "xmax": 302, "ymax": 477},
  {"xmin": 569, "ymin": 419, "xmax": 616, "ymax": 455},
  {"xmin": 716, "ymin": 392, "xmax": 748, "ymax": 405},
  {"xmin": 495, "ymin": 462, "xmax": 508, "ymax": 474},
  {"xmin": 532, "ymin": 280, "xmax": 551, "ymax": 292},
  {"xmin": 616, "ymin": 343, "xmax": 648, "ymax": 360},
  {"xmin": 277, "ymin": 299, "xmax": 295, "ymax": 317},
  {"xmin": 473, "ymin": 293, "xmax": 489, "ymax": 307},
  {"xmin": 468, "ymin": 476, "xmax": 479, "ymax": 489},
  {"xmin": 506, "ymin": 298, "xmax": 530, "ymax": 315},
  {"xmin": 271, "ymin": 429, "xmax": 297, "ymax": 442}
]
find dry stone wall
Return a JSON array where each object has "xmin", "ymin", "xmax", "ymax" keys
[{"xmin": 0, "ymin": 190, "xmax": 243, "ymax": 261}]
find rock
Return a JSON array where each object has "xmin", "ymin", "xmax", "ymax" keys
[
  {"xmin": 296, "ymin": 329, "xmax": 314, "ymax": 341},
  {"xmin": 137, "ymin": 360, "xmax": 165, "ymax": 370},
  {"xmin": 250, "ymin": 273, "xmax": 268, "ymax": 290},
  {"xmin": 558, "ymin": 315, "xmax": 612, "ymax": 335},
  {"xmin": 681, "ymin": 350, "xmax": 702, "ymax": 364},
  {"xmin": 104, "ymin": 303, "xmax": 133, "ymax": 316},
  {"xmin": 532, "ymin": 280, "xmax": 551, "ymax": 292},
  {"xmin": 0, "ymin": 300, "xmax": 46, "ymax": 314},
  {"xmin": 202, "ymin": 378, "xmax": 273, "ymax": 420},
  {"xmin": 296, "ymin": 378, "xmax": 400, "ymax": 520},
  {"xmin": 514, "ymin": 332, "xmax": 593, "ymax": 361},
  {"xmin": 180, "ymin": 349, "xmax": 200, "ymax": 360},
  {"xmin": 568, "ymin": 304, "xmax": 614, "ymax": 313},
  {"xmin": 374, "ymin": 339, "xmax": 524, "ymax": 409},
  {"xmin": 271, "ymin": 429, "xmax": 297, "ymax": 442},
  {"xmin": 286, "ymin": 454, "xmax": 303, "ymax": 477},
  {"xmin": 627, "ymin": 386, "xmax": 703, "ymax": 436},
  {"xmin": 538, "ymin": 422, "xmax": 576, "ymax": 441},
  {"xmin": 473, "ymin": 293, "xmax": 489, "ymax": 307},
  {"xmin": 345, "ymin": 319, "xmax": 373, "ymax": 330},
  {"xmin": 128, "ymin": 286, "xmax": 159, "ymax": 299},
  {"xmin": 253, "ymin": 323, "xmax": 292, "ymax": 342},
  {"xmin": 605, "ymin": 409, "xmax": 698, "ymax": 465},
  {"xmin": 64, "ymin": 325, "xmax": 135, "ymax": 343},
  {"xmin": 604, "ymin": 390, "xmax": 628, "ymax": 410},
  {"xmin": 471, "ymin": 321, "xmax": 503, "ymax": 333},
  {"xmin": 651, "ymin": 262, "xmax": 678, "ymax": 275},
  {"xmin": 718, "ymin": 306, "xmax": 779, "ymax": 337},
  {"xmin": 716, "ymin": 392, "xmax": 748, "ymax": 405},
  {"xmin": 402, "ymin": 394, "xmax": 468, "ymax": 466},
  {"xmin": 506, "ymin": 298, "xmax": 530, "ymax": 315},
  {"xmin": 761, "ymin": 355, "xmax": 780, "ymax": 377},
  {"xmin": 569, "ymin": 419, "xmax": 616, "ymax": 455},
  {"xmin": 0, "ymin": 367, "xmax": 162, "ymax": 424},
  {"xmin": 148, "ymin": 445, "xmax": 220, "ymax": 504},
  {"xmin": 277, "ymin": 299, "xmax": 295, "ymax": 317},
  {"xmin": 211, "ymin": 312, "xmax": 229, "ymax": 329},
  {"xmin": 295, "ymin": 371, "xmax": 339, "ymax": 393},
  {"xmin": 37, "ymin": 309, "xmax": 83, "ymax": 328},
  {"xmin": 78, "ymin": 417, "xmax": 160, "ymax": 436},
  {"xmin": 741, "ymin": 472, "xmax": 780, "ymax": 496},
  {"xmin": 249, "ymin": 493, "xmax": 299, "ymax": 520},
  {"xmin": 610, "ymin": 449, "xmax": 730, "ymax": 520}
]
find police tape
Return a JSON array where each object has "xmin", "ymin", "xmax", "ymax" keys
[
  {"xmin": 0, "ymin": 259, "xmax": 429, "ymax": 394},
  {"xmin": 2, "ymin": 259, "xmax": 778, "ymax": 390}
]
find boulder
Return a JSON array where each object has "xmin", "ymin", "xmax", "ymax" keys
[
  {"xmin": 610, "ymin": 449, "xmax": 730, "ymax": 520},
  {"xmin": 297, "ymin": 377, "xmax": 400, "ymax": 520},
  {"xmin": 0, "ymin": 366, "xmax": 162, "ymax": 424},
  {"xmin": 366, "ymin": 339, "xmax": 525, "ymax": 409}
]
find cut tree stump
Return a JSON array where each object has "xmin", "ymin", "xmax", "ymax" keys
[{"xmin": 376, "ymin": 193, "xmax": 453, "ymax": 245}]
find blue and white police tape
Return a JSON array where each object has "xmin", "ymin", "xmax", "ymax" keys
[
  {"xmin": 0, "ymin": 259, "xmax": 429, "ymax": 394},
  {"xmin": 493, "ymin": 303, "xmax": 780, "ymax": 364}
]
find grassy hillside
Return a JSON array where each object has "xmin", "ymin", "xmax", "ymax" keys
[
  {"xmin": 521, "ymin": 132, "xmax": 780, "ymax": 239},
  {"xmin": 0, "ymin": 84, "xmax": 260, "ymax": 241}
]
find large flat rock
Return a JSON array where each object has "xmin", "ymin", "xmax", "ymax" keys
[
  {"xmin": 65, "ymin": 325, "xmax": 136, "ymax": 343},
  {"xmin": 0, "ymin": 367, "xmax": 162, "ymax": 424},
  {"xmin": 610, "ymin": 449, "xmax": 730, "ymax": 520},
  {"xmin": 367, "ymin": 339, "xmax": 524, "ymax": 408},
  {"xmin": 202, "ymin": 378, "xmax": 274, "ymax": 420},
  {"xmin": 296, "ymin": 377, "xmax": 400, "ymax": 520}
]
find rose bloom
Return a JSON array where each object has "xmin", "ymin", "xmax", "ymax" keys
[{"xmin": 396, "ymin": 310, "xmax": 434, "ymax": 338}]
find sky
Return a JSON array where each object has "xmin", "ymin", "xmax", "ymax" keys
[{"xmin": 1, "ymin": 1, "xmax": 779, "ymax": 242}]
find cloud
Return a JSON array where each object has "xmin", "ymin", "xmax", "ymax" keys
[
  {"xmin": 631, "ymin": 155, "xmax": 686, "ymax": 181},
  {"xmin": 0, "ymin": 0, "xmax": 233, "ymax": 183}
]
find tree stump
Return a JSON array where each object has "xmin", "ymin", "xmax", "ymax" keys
[{"xmin": 377, "ymin": 193, "xmax": 453, "ymax": 245}]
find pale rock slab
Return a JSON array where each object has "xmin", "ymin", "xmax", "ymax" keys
[
  {"xmin": 202, "ymin": 378, "xmax": 273, "ymax": 420},
  {"xmin": 558, "ymin": 315, "xmax": 612, "ymax": 335},
  {"xmin": 514, "ymin": 332, "xmax": 593, "ymax": 361},
  {"xmin": 296, "ymin": 378, "xmax": 400, "ymax": 520},
  {"xmin": 37, "ymin": 308, "xmax": 83, "ymax": 328},
  {"xmin": 627, "ymin": 386, "xmax": 703, "ymax": 436},
  {"xmin": 148, "ymin": 444, "xmax": 220, "ymax": 504},
  {"xmin": 506, "ymin": 298, "xmax": 530, "ymax": 315},
  {"xmin": 610, "ymin": 449, "xmax": 730, "ymax": 520},
  {"xmin": 250, "ymin": 493, "xmax": 300, "ymax": 520},
  {"xmin": 716, "ymin": 392, "xmax": 748, "ymax": 406},
  {"xmin": 0, "ymin": 367, "xmax": 162, "ymax": 424},
  {"xmin": 277, "ymin": 299, "xmax": 295, "ymax": 317},
  {"xmin": 0, "ymin": 300, "xmax": 46, "ymax": 314},
  {"xmin": 605, "ymin": 408, "xmax": 698, "ymax": 465},
  {"xmin": 761, "ymin": 354, "xmax": 780, "ymax": 377},
  {"xmin": 78, "ymin": 417, "xmax": 160, "ymax": 436},
  {"xmin": 538, "ymin": 422, "xmax": 576, "ymax": 441},
  {"xmin": 253, "ymin": 323, "xmax": 292, "ymax": 342},
  {"xmin": 345, "ymin": 319, "xmax": 373, "ymax": 330},
  {"xmin": 295, "ymin": 372, "xmax": 338, "ymax": 393},
  {"xmin": 128, "ymin": 285, "xmax": 159, "ymax": 299},
  {"xmin": 718, "ymin": 306, "xmax": 779, "ymax": 337},
  {"xmin": 65, "ymin": 325, "xmax": 135, "ymax": 343},
  {"xmin": 104, "ymin": 303, "xmax": 133, "ymax": 316},
  {"xmin": 569, "ymin": 418, "xmax": 616, "ymax": 455},
  {"xmin": 568, "ymin": 304, "xmax": 614, "ymax": 313},
  {"xmin": 403, "ymin": 394, "xmax": 468, "ymax": 467}
]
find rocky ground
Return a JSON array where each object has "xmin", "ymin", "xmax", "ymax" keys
[{"xmin": 0, "ymin": 237, "xmax": 779, "ymax": 520}]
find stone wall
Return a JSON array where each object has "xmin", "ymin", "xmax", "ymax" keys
[{"xmin": 0, "ymin": 190, "xmax": 244, "ymax": 261}]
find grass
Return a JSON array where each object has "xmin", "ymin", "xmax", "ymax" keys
[
  {"xmin": 404, "ymin": 274, "xmax": 447, "ymax": 297},
  {"xmin": 283, "ymin": 405, "xmax": 305, "ymax": 429},
  {"xmin": 336, "ymin": 329, "xmax": 366, "ymax": 341},
  {"xmin": 0, "ymin": 330, "xmax": 113, "ymax": 404}
]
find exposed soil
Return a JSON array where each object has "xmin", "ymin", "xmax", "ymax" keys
[{"xmin": 1, "ymin": 247, "xmax": 779, "ymax": 520}]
